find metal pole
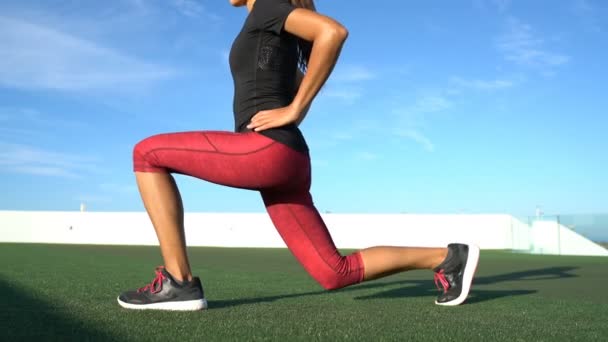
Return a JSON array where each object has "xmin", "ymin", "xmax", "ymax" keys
[{"xmin": 557, "ymin": 215, "xmax": 561, "ymax": 255}]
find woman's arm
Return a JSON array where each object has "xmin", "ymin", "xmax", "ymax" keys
[
  {"xmin": 247, "ymin": 9, "xmax": 347, "ymax": 132},
  {"xmin": 294, "ymin": 70, "xmax": 311, "ymax": 126},
  {"xmin": 287, "ymin": 9, "xmax": 347, "ymax": 119}
]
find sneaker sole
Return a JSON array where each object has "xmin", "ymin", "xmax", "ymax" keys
[
  {"xmin": 435, "ymin": 244, "xmax": 480, "ymax": 306},
  {"xmin": 117, "ymin": 297, "xmax": 208, "ymax": 311}
]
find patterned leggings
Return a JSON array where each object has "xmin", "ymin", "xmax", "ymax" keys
[{"xmin": 133, "ymin": 130, "xmax": 364, "ymax": 290}]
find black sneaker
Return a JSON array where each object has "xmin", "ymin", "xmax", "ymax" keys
[
  {"xmin": 117, "ymin": 266, "xmax": 207, "ymax": 311},
  {"xmin": 433, "ymin": 243, "xmax": 480, "ymax": 306}
]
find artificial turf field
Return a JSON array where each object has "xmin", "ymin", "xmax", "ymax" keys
[{"xmin": 1, "ymin": 243, "xmax": 607, "ymax": 341}]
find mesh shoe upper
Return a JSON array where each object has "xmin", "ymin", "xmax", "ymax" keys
[
  {"xmin": 119, "ymin": 267, "xmax": 205, "ymax": 305},
  {"xmin": 433, "ymin": 243, "xmax": 470, "ymax": 304}
]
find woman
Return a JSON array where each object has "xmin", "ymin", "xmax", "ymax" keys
[{"xmin": 117, "ymin": 0, "xmax": 479, "ymax": 311}]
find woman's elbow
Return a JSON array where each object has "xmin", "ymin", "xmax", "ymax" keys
[
  {"xmin": 331, "ymin": 24, "xmax": 349, "ymax": 41},
  {"xmin": 319, "ymin": 22, "xmax": 348, "ymax": 43}
]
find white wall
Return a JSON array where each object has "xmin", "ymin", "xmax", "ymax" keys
[
  {"xmin": 0, "ymin": 211, "xmax": 606, "ymax": 256},
  {"xmin": 1, "ymin": 211, "xmax": 516, "ymax": 248},
  {"xmin": 510, "ymin": 216, "xmax": 533, "ymax": 250},
  {"xmin": 531, "ymin": 220, "xmax": 608, "ymax": 256}
]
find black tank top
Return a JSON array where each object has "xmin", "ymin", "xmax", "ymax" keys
[{"xmin": 229, "ymin": 0, "xmax": 309, "ymax": 154}]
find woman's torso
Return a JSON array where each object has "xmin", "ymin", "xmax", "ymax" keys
[{"xmin": 229, "ymin": 0, "xmax": 309, "ymax": 154}]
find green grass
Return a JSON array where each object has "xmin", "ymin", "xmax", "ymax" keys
[{"xmin": 1, "ymin": 244, "xmax": 607, "ymax": 341}]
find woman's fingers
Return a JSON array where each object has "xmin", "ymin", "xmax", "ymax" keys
[
  {"xmin": 247, "ymin": 112, "xmax": 264, "ymax": 129},
  {"xmin": 248, "ymin": 112, "xmax": 277, "ymax": 131},
  {"xmin": 247, "ymin": 106, "xmax": 297, "ymax": 131},
  {"xmin": 252, "ymin": 117, "xmax": 276, "ymax": 131},
  {"xmin": 253, "ymin": 124, "xmax": 271, "ymax": 132},
  {"xmin": 251, "ymin": 120, "xmax": 278, "ymax": 132}
]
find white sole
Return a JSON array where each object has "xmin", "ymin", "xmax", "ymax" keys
[
  {"xmin": 435, "ymin": 244, "xmax": 480, "ymax": 306},
  {"xmin": 117, "ymin": 297, "xmax": 208, "ymax": 311}
]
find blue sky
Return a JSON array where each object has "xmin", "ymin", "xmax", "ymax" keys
[{"xmin": 1, "ymin": 1, "xmax": 607, "ymax": 226}]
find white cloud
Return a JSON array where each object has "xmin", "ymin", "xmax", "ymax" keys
[
  {"xmin": 306, "ymin": 119, "xmax": 381, "ymax": 151},
  {"xmin": 396, "ymin": 129, "xmax": 435, "ymax": 152},
  {"xmin": 99, "ymin": 183, "xmax": 138, "ymax": 194},
  {"xmin": 0, "ymin": 142, "xmax": 99, "ymax": 178},
  {"xmin": 450, "ymin": 77, "xmax": 515, "ymax": 90},
  {"xmin": 0, "ymin": 107, "xmax": 86, "ymax": 129},
  {"xmin": 391, "ymin": 95, "xmax": 451, "ymax": 152},
  {"xmin": 575, "ymin": 0, "xmax": 593, "ymax": 11},
  {"xmin": 172, "ymin": 0, "xmax": 204, "ymax": 17},
  {"xmin": 73, "ymin": 183, "xmax": 137, "ymax": 208},
  {"xmin": 332, "ymin": 65, "xmax": 376, "ymax": 82},
  {"xmin": 0, "ymin": 107, "xmax": 88, "ymax": 143},
  {"xmin": 391, "ymin": 74, "xmax": 516, "ymax": 152},
  {"xmin": 0, "ymin": 127, "xmax": 38, "ymax": 139},
  {"xmin": 473, "ymin": 0, "xmax": 511, "ymax": 12},
  {"xmin": 410, "ymin": 95, "xmax": 453, "ymax": 114},
  {"xmin": 332, "ymin": 132, "xmax": 354, "ymax": 141},
  {"xmin": 492, "ymin": 0, "xmax": 511, "ymax": 12},
  {"xmin": 12, "ymin": 165, "xmax": 76, "ymax": 177},
  {"xmin": 573, "ymin": 0, "xmax": 602, "ymax": 32},
  {"xmin": 421, "ymin": 95, "xmax": 452, "ymax": 112},
  {"xmin": 74, "ymin": 195, "xmax": 113, "ymax": 204},
  {"xmin": 497, "ymin": 18, "xmax": 570, "ymax": 69},
  {"xmin": 170, "ymin": 0, "xmax": 222, "ymax": 21},
  {"xmin": 125, "ymin": 0, "xmax": 146, "ymax": 10},
  {"xmin": 322, "ymin": 87, "xmax": 362, "ymax": 103},
  {"xmin": 356, "ymin": 151, "xmax": 379, "ymax": 161},
  {"xmin": 123, "ymin": 0, "xmax": 219, "ymax": 20},
  {"xmin": 0, "ymin": 16, "xmax": 177, "ymax": 92},
  {"xmin": 319, "ymin": 64, "xmax": 376, "ymax": 103}
]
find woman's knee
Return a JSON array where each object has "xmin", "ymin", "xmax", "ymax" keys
[
  {"xmin": 316, "ymin": 274, "xmax": 344, "ymax": 291},
  {"xmin": 133, "ymin": 134, "xmax": 164, "ymax": 170},
  {"xmin": 311, "ymin": 255, "xmax": 363, "ymax": 291},
  {"xmin": 133, "ymin": 137, "xmax": 151, "ymax": 163}
]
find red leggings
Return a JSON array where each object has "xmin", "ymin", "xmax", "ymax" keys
[{"xmin": 133, "ymin": 131, "xmax": 364, "ymax": 290}]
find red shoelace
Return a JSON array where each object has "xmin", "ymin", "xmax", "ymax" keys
[
  {"xmin": 137, "ymin": 266, "xmax": 167, "ymax": 294},
  {"xmin": 434, "ymin": 270, "xmax": 450, "ymax": 293}
]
